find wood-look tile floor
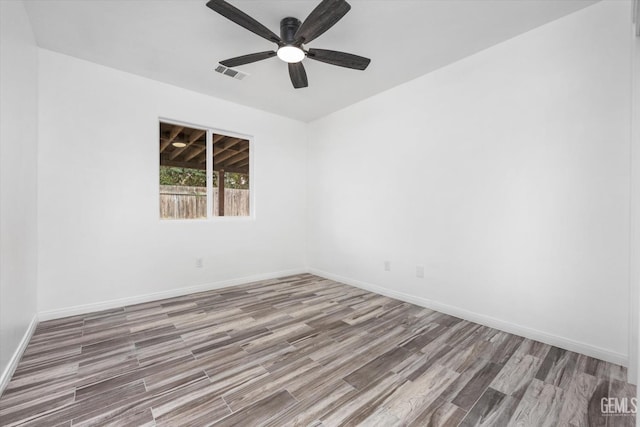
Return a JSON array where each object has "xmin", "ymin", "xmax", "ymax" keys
[{"xmin": 0, "ymin": 274, "xmax": 636, "ymax": 426}]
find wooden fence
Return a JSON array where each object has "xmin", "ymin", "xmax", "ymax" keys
[{"xmin": 160, "ymin": 185, "xmax": 249, "ymax": 219}]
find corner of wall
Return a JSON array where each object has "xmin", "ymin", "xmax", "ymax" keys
[
  {"xmin": 0, "ymin": 0, "xmax": 40, "ymax": 393},
  {"xmin": 0, "ymin": 315, "xmax": 38, "ymax": 396},
  {"xmin": 628, "ymin": 0, "xmax": 640, "ymax": 386}
]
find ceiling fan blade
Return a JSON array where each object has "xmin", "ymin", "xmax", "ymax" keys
[
  {"xmin": 206, "ymin": 0, "xmax": 282, "ymax": 45},
  {"xmin": 294, "ymin": 0, "xmax": 351, "ymax": 44},
  {"xmin": 306, "ymin": 48, "xmax": 370, "ymax": 70},
  {"xmin": 220, "ymin": 51, "xmax": 277, "ymax": 67},
  {"xmin": 288, "ymin": 63, "xmax": 308, "ymax": 89}
]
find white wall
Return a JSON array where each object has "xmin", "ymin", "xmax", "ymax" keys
[
  {"xmin": 37, "ymin": 50, "xmax": 307, "ymax": 315},
  {"xmin": 0, "ymin": 1, "xmax": 39, "ymax": 386},
  {"xmin": 631, "ymin": 4, "xmax": 640, "ymax": 388},
  {"xmin": 307, "ymin": 0, "xmax": 632, "ymax": 364}
]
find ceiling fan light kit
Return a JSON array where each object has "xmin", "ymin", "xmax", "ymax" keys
[
  {"xmin": 277, "ymin": 46, "xmax": 305, "ymax": 64},
  {"xmin": 206, "ymin": 0, "xmax": 371, "ymax": 89}
]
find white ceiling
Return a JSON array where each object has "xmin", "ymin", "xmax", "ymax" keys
[{"xmin": 24, "ymin": 0, "xmax": 598, "ymax": 122}]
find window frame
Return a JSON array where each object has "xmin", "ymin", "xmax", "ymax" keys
[{"xmin": 158, "ymin": 117, "xmax": 255, "ymax": 222}]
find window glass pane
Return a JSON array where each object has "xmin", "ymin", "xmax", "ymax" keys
[
  {"xmin": 159, "ymin": 122, "xmax": 207, "ymax": 219},
  {"xmin": 212, "ymin": 134, "xmax": 250, "ymax": 217}
]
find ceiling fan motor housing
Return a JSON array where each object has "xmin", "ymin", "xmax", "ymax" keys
[{"xmin": 280, "ymin": 17, "xmax": 302, "ymax": 44}]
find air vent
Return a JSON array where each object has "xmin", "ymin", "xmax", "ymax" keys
[{"xmin": 215, "ymin": 65, "xmax": 249, "ymax": 80}]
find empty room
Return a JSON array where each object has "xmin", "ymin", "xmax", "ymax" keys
[{"xmin": 1, "ymin": 0, "xmax": 639, "ymax": 425}]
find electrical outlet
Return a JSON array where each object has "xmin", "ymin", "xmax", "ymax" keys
[
  {"xmin": 384, "ymin": 261, "xmax": 391, "ymax": 271},
  {"xmin": 416, "ymin": 265, "xmax": 424, "ymax": 278},
  {"xmin": 196, "ymin": 258, "xmax": 204, "ymax": 268}
]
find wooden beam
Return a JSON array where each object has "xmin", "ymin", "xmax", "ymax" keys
[
  {"xmin": 214, "ymin": 148, "xmax": 242, "ymax": 164},
  {"xmin": 160, "ymin": 125, "xmax": 183, "ymax": 153},
  {"xmin": 218, "ymin": 169, "xmax": 225, "ymax": 216},
  {"xmin": 194, "ymin": 151, "xmax": 207, "ymax": 164},
  {"xmin": 160, "ymin": 156, "xmax": 247, "ymax": 174},
  {"xmin": 222, "ymin": 151, "xmax": 249, "ymax": 167},
  {"xmin": 161, "ymin": 136, "xmax": 189, "ymax": 144},
  {"xmin": 213, "ymin": 137, "xmax": 243, "ymax": 156},
  {"xmin": 184, "ymin": 145, "xmax": 206, "ymax": 162},
  {"xmin": 187, "ymin": 135, "xmax": 247, "ymax": 164},
  {"xmin": 169, "ymin": 129, "xmax": 205, "ymax": 160},
  {"xmin": 238, "ymin": 140, "xmax": 250, "ymax": 152},
  {"xmin": 235, "ymin": 159, "xmax": 249, "ymax": 168}
]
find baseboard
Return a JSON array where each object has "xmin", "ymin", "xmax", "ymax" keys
[
  {"xmin": 33, "ymin": 267, "xmax": 629, "ymax": 367},
  {"xmin": 38, "ymin": 268, "xmax": 307, "ymax": 321},
  {"xmin": 0, "ymin": 314, "xmax": 38, "ymax": 396},
  {"xmin": 309, "ymin": 268, "xmax": 628, "ymax": 367}
]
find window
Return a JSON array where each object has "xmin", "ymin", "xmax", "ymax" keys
[
  {"xmin": 211, "ymin": 134, "xmax": 250, "ymax": 217},
  {"xmin": 159, "ymin": 121, "xmax": 250, "ymax": 219}
]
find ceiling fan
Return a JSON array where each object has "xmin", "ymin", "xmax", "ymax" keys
[{"xmin": 206, "ymin": 0, "xmax": 371, "ymax": 89}]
